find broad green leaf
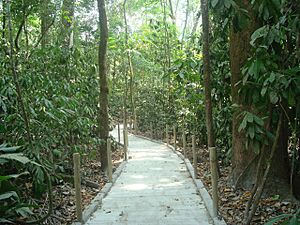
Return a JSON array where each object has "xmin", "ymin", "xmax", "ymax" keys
[
  {"xmin": 0, "ymin": 191, "xmax": 19, "ymax": 201},
  {"xmin": 250, "ymin": 25, "xmax": 269, "ymax": 46},
  {"xmin": 0, "ymin": 145, "xmax": 20, "ymax": 153},
  {"xmin": 0, "ymin": 153, "xmax": 30, "ymax": 164},
  {"xmin": 254, "ymin": 116, "xmax": 264, "ymax": 126}
]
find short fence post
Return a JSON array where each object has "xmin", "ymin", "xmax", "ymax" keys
[
  {"xmin": 134, "ymin": 114, "xmax": 138, "ymax": 133},
  {"xmin": 192, "ymin": 135, "xmax": 197, "ymax": 179},
  {"xmin": 209, "ymin": 146, "xmax": 218, "ymax": 217},
  {"xmin": 117, "ymin": 122, "xmax": 121, "ymax": 143},
  {"xmin": 73, "ymin": 153, "xmax": 82, "ymax": 222},
  {"xmin": 107, "ymin": 138, "xmax": 113, "ymax": 182},
  {"xmin": 173, "ymin": 125, "xmax": 177, "ymax": 151},
  {"xmin": 150, "ymin": 122, "xmax": 153, "ymax": 139},
  {"xmin": 124, "ymin": 129, "xmax": 128, "ymax": 161},
  {"xmin": 182, "ymin": 131, "xmax": 186, "ymax": 158},
  {"xmin": 166, "ymin": 125, "xmax": 169, "ymax": 146}
]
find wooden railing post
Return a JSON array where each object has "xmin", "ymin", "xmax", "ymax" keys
[
  {"xmin": 107, "ymin": 138, "xmax": 113, "ymax": 182},
  {"xmin": 134, "ymin": 114, "xmax": 138, "ymax": 133},
  {"xmin": 192, "ymin": 135, "xmax": 197, "ymax": 179},
  {"xmin": 173, "ymin": 125, "xmax": 177, "ymax": 151},
  {"xmin": 182, "ymin": 131, "xmax": 186, "ymax": 158},
  {"xmin": 124, "ymin": 129, "xmax": 128, "ymax": 161},
  {"xmin": 73, "ymin": 153, "xmax": 82, "ymax": 222},
  {"xmin": 150, "ymin": 122, "xmax": 153, "ymax": 139},
  {"xmin": 166, "ymin": 124, "xmax": 169, "ymax": 146},
  {"xmin": 117, "ymin": 122, "xmax": 121, "ymax": 143},
  {"xmin": 209, "ymin": 146, "xmax": 218, "ymax": 217}
]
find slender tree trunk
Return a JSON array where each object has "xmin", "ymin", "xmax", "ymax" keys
[
  {"xmin": 97, "ymin": 0, "xmax": 109, "ymax": 171},
  {"xmin": 181, "ymin": 0, "xmax": 189, "ymax": 48},
  {"xmin": 201, "ymin": 0, "xmax": 218, "ymax": 216},
  {"xmin": 6, "ymin": 0, "xmax": 31, "ymax": 144},
  {"xmin": 41, "ymin": 0, "xmax": 51, "ymax": 47},
  {"xmin": 61, "ymin": 0, "xmax": 74, "ymax": 48},
  {"xmin": 123, "ymin": 0, "xmax": 137, "ymax": 131},
  {"xmin": 201, "ymin": 0, "xmax": 215, "ymax": 148},
  {"xmin": 168, "ymin": 0, "xmax": 176, "ymax": 24}
]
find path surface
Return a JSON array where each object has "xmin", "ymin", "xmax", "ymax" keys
[{"xmin": 86, "ymin": 127, "xmax": 212, "ymax": 225}]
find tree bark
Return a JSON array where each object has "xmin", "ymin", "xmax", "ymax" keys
[
  {"xmin": 61, "ymin": 0, "xmax": 74, "ymax": 48},
  {"xmin": 201, "ymin": 0, "xmax": 215, "ymax": 148},
  {"xmin": 41, "ymin": 0, "xmax": 52, "ymax": 47},
  {"xmin": 229, "ymin": 0, "xmax": 290, "ymax": 190},
  {"xmin": 201, "ymin": 0, "xmax": 218, "ymax": 216},
  {"xmin": 229, "ymin": 0, "xmax": 258, "ymax": 188},
  {"xmin": 123, "ymin": 0, "xmax": 137, "ymax": 132},
  {"xmin": 97, "ymin": 0, "xmax": 109, "ymax": 171}
]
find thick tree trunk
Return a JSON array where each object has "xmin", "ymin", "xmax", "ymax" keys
[
  {"xmin": 230, "ymin": 0, "xmax": 258, "ymax": 188},
  {"xmin": 230, "ymin": 1, "xmax": 290, "ymax": 190},
  {"xmin": 97, "ymin": 0, "xmax": 109, "ymax": 171}
]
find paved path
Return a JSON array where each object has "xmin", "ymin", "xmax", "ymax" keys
[{"xmin": 85, "ymin": 126, "xmax": 212, "ymax": 225}]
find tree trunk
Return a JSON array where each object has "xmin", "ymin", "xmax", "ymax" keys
[
  {"xmin": 123, "ymin": 0, "xmax": 137, "ymax": 132},
  {"xmin": 61, "ymin": 0, "xmax": 74, "ymax": 48},
  {"xmin": 230, "ymin": 0, "xmax": 258, "ymax": 188},
  {"xmin": 230, "ymin": 0, "xmax": 290, "ymax": 190},
  {"xmin": 201, "ymin": 0, "xmax": 218, "ymax": 216},
  {"xmin": 97, "ymin": 0, "xmax": 109, "ymax": 172},
  {"xmin": 41, "ymin": 0, "xmax": 52, "ymax": 47}
]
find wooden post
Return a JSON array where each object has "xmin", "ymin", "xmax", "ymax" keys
[
  {"xmin": 166, "ymin": 124, "xmax": 169, "ymax": 145},
  {"xmin": 117, "ymin": 122, "xmax": 121, "ymax": 143},
  {"xmin": 209, "ymin": 146, "xmax": 218, "ymax": 217},
  {"xmin": 173, "ymin": 125, "xmax": 177, "ymax": 151},
  {"xmin": 134, "ymin": 114, "xmax": 138, "ymax": 133},
  {"xmin": 73, "ymin": 153, "xmax": 82, "ymax": 222},
  {"xmin": 150, "ymin": 122, "xmax": 153, "ymax": 139},
  {"xmin": 182, "ymin": 131, "xmax": 186, "ymax": 158},
  {"xmin": 192, "ymin": 135, "xmax": 197, "ymax": 179},
  {"xmin": 124, "ymin": 129, "xmax": 128, "ymax": 161},
  {"xmin": 107, "ymin": 138, "xmax": 113, "ymax": 182}
]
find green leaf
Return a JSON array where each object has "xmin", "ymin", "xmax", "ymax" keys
[
  {"xmin": 211, "ymin": 0, "xmax": 219, "ymax": 8},
  {"xmin": 248, "ymin": 126, "xmax": 255, "ymax": 139},
  {"xmin": 261, "ymin": 87, "xmax": 267, "ymax": 96},
  {"xmin": 0, "ymin": 153, "xmax": 30, "ymax": 164},
  {"xmin": 224, "ymin": 0, "xmax": 232, "ymax": 8},
  {"xmin": 264, "ymin": 214, "xmax": 291, "ymax": 225},
  {"xmin": 269, "ymin": 91, "xmax": 279, "ymax": 104},
  {"xmin": 250, "ymin": 25, "xmax": 269, "ymax": 46},
  {"xmin": 0, "ymin": 144, "xmax": 20, "ymax": 153},
  {"xmin": 253, "ymin": 141, "xmax": 260, "ymax": 154},
  {"xmin": 254, "ymin": 116, "xmax": 264, "ymax": 126},
  {"xmin": 15, "ymin": 207, "xmax": 34, "ymax": 218},
  {"xmin": 0, "ymin": 218, "xmax": 13, "ymax": 224},
  {"xmin": 0, "ymin": 172, "xmax": 29, "ymax": 181},
  {"xmin": 0, "ymin": 191, "xmax": 19, "ymax": 201},
  {"xmin": 238, "ymin": 116, "xmax": 247, "ymax": 132}
]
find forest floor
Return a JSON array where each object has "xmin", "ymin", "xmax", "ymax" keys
[
  {"xmin": 139, "ymin": 131, "xmax": 299, "ymax": 225},
  {"xmin": 42, "ymin": 146, "xmax": 124, "ymax": 225}
]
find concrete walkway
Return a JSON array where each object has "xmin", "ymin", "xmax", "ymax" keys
[{"xmin": 85, "ymin": 127, "xmax": 212, "ymax": 225}]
